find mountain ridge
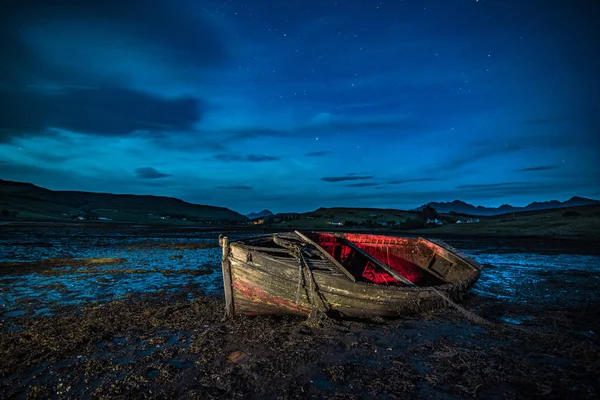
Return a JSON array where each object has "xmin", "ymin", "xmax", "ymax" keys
[
  {"xmin": 416, "ymin": 196, "xmax": 600, "ymax": 216},
  {"xmin": 0, "ymin": 179, "xmax": 248, "ymax": 223},
  {"xmin": 246, "ymin": 209, "xmax": 274, "ymax": 219}
]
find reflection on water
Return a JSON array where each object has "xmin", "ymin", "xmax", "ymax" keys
[{"xmin": 1, "ymin": 229, "xmax": 600, "ymax": 324}]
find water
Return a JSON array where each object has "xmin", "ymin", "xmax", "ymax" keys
[
  {"xmin": 0, "ymin": 227, "xmax": 256, "ymax": 319},
  {"xmin": 1, "ymin": 228, "xmax": 599, "ymax": 326}
]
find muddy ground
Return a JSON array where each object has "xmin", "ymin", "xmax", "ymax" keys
[{"xmin": 1, "ymin": 226, "xmax": 599, "ymax": 399}]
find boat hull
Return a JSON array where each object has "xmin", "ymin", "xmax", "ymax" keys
[{"xmin": 222, "ymin": 233, "xmax": 482, "ymax": 318}]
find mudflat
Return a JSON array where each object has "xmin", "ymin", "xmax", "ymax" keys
[{"xmin": 1, "ymin": 226, "xmax": 599, "ymax": 398}]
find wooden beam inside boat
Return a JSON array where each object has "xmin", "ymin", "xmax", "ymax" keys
[
  {"xmin": 293, "ymin": 231, "xmax": 356, "ymax": 282},
  {"xmin": 336, "ymin": 236, "xmax": 417, "ymax": 287}
]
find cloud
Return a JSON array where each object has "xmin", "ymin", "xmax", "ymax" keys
[
  {"xmin": 216, "ymin": 185, "xmax": 253, "ymax": 190},
  {"xmin": 449, "ymin": 144, "xmax": 523, "ymax": 170},
  {"xmin": 389, "ymin": 178, "xmax": 437, "ymax": 184},
  {"xmin": 134, "ymin": 167, "xmax": 171, "ymax": 179},
  {"xmin": 304, "ymin": 151, "xmax": 331, "ymax": 157},
  {"xmin": 247, "ymin": 154, "xmax": 280, "ymax": 162},
  {"xmin": 0, "ymin": 87, "xmax": 202, "ymax": 141},
  {"xmin": 0, "ymin": 0, "xmax": 221, "ymax": 142},
  {"xmin": 345, "ymin": 182, "xmax": 381, "ymax": 187},
  {"xmin": 213, "ymin": 154, "xmax": 280, "ymax": 162},
  {"xmin": 517, "ymin": 165, "xmax": 558, "ymax": 172},
  {"xmin": 0, "ymin": 0, "xmax": 226, "ymax": 85},
  {"xmin": 221, "ymin": 115, "xmax": 418, "ymax": 141},
  {"xmin": 321, "ymin": 175, "xmax": 373, "ymax": 183},
  {"xmin": 457, "ymin": 182, "xmax": 530, "ymax": 189}
]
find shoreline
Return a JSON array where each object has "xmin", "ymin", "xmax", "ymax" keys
[{"xmin": 2, "ymin": 219, "xmax": 599, "ymax": 244}]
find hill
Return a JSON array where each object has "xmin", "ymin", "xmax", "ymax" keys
[
  {"xmin": 268, "ymin": 207, "xmax": 421, "ymax": 229},
  {"xmin": 416, "ymin": 197, "xmax": 600, "ymax": 216},
  {"xmin": 257, "ymin": 204, "xmax": 600, "ymax": 241},
  {"xmin": 0, "ymin": 179, "xmax": 248, "ymax": 224},
  {"xmin": 246, "ymin": 209, "xmax": 274, "ymax": 219},
  {"xmin": 410, "ymin": 204, "xmax": 600, "ymax": 240}
]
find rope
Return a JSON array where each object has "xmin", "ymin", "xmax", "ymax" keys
[
  {"xmin": 291, "ymin": 244, "xmax": 330, "ymax": 315},
  {"xmin": 294, "ymin": 247, "xmax": 303, "ymax": 304},
  {"xmin": 430, "ymin": 287, "xmax": 495, "ymax": 328}
]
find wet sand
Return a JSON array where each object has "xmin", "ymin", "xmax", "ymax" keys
[{"xmin": 1, "ymin": 226, "xmax": 599, "ymax": 398}]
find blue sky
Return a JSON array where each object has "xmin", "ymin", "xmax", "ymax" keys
[{"xmin": 1, "ymin": 0, "xmax": 598, "ymax": 214}]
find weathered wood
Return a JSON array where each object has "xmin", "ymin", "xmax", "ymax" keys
[
  {"xmin": 221, "ymin": 236, "xmax": 234, "ymax": 318},
  {"xmin": 230, "ymin": 253, "xmax": 478, "ymax": 317},
  {"xmin": 417, "ymin": 238, "xmax": 480, "ymax": 281},
  {"xmin": 242, "ymin": 245, "xmax": 293, "ymax": 254},
  {"xmin": 224, "ymin": 232, "xmax": 482, "ymax": 318},
  {"xmin": 293, "ymin": 230, "xmax": 356, "ymax": 282},
  {"xmin": 337, "ymin": 236, "xmax": 417, "ymax": 287}
]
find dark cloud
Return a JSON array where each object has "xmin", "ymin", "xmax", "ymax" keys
[
  {"xmin": 389, "ymin": 178, "xmax": 437, "ymax": 184},
  {"xmin": 151, "ymin": 135, "xmax": 227, "ymax": 153},
  {"xmin": 216, "ymin": 185, "xmax": 253, "ymax": 190},
  {"xmin": 321, "ymin": 175, "xmax": 373, "ymax": 183},
  {"xmin": 518, "ymin": 165, "xmax": 558, "ymax": 172},
  {"xmin": 0, "ymin": 87, "xmax": 202, "ymax": 141},
  {"xmin": 430, "ymin": 143, "xmax": 523, "ymax": 172},
  {"xmin": 247, "ymin": 154, "xmax": 280, "ymax": 162},
  {"xmin": 454, "ymin": 181, "xmax": 594, "ymax": 199},
  {"xmin": 304, "ymin": 151, "xmax": 331, "ymax": 157},
  {"xmin": 229, "ymin": 128, "xmax": 288, "ymax": 140},
  {"xmin": 345, "ymin": 182, "xmax": 381, "ymax": 187},
  {"xmin": 213, "ymin": 154, "xmax": 280, "ymax": 162},
  {"xmin": 134, "ymin": 167, "xmax": 171, "ymax": 179},
  {"xmin": 0, "ymin": 0, "xmax": 219, "ymax": 141},
  {"xmin": 221, "ymin": 117, "xmax": 418, "ymax": 141},
  {"xmin": 457, "ymin": 182, "xmax": 530, "ymax": 189},
  {"xmin": 0, "ymin": 0, "xmax": 226, "ymax": 85}
]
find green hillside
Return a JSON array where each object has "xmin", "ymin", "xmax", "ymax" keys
[
  {"xmin": 0, "ymin": 180, "xmax": 248, "ymax": 224},
  {"xmin": 274, "ymin": 207, "xmax": 419, "ymax": 229},
  {"xmin": 261, "ymin": 204, "xmax": 600, "ymax": 241},
  {"xmin": 410, "ymin": 204, "xmax": 600, "ymax": 240}
]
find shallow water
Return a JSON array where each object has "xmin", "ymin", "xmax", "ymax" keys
[{"xmin": 0, "ymin": 227, "xmax": 256, "ymax": 319}]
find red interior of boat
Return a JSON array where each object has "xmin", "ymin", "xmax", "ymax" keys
[{"xmin": 309, "ymin": 233, "xmax": 434, "ymax": 285}]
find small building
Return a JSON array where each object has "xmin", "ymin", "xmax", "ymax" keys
[
  {"xmin": 456, "ymin": 218, "xmax": 479, "ymax": 224},
  {"xmin": 426, "ymin": 218, "xmax": 444, "ymax": 225}
]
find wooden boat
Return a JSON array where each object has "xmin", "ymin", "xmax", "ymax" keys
[{"xmin": 219, "ymin": 231, "xmax": 482, "ymax": 318}]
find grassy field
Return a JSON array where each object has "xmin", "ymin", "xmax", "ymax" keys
[
  {"xmin": 265, "ymin": 205, "xmax": 600, "ymax": 241},
  {"xmin": 274, "ymin": 207, "xmax": 422, "ymax": 228},
  {"xmin": 410, "ymin": 204, "xmax": 600, "ymax": 240}
]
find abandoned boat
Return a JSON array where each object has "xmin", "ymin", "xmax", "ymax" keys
[{"xmin": 219, "ymin": 231, "xmax": 482, "ymax": 318}]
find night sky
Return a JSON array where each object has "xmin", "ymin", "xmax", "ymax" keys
[{"xmin": 1, "ymin": 0, "xmax": 598, "ymax": 214}]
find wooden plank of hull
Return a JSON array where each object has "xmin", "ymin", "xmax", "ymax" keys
[
  {"xmin": 231, "ymin": 257, "xmax": 312, "ymax": 316},
  {"xmin": 228, "ymin": 246, "xmax": 481, "ymax": 318},
  {"xmin": 230, "ymin": 245, "xmax": 480, "ymax": 300}
]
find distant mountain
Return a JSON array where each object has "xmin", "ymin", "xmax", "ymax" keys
[
  {"xmin": 0, "ymin": 179, "xmax": 248, "ymax": 223},
  {"xmin": 416, "ymin": 197, "xmax": 600, "ymax": 216},
  {"xmin": 246, "ymin": 209, "xmax": 274, "ymax": 219}
]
